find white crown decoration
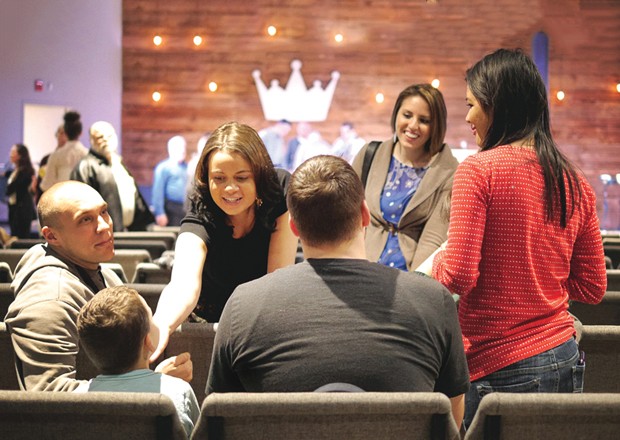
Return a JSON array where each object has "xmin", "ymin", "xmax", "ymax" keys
[{"xmin": 252, "ymin": 60, "xmax": 340, "ymax": 122}]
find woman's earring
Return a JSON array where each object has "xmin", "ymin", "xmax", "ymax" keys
[{"xmin": 256, "ymin": 197, "xmax": 263, "ymax": 207}]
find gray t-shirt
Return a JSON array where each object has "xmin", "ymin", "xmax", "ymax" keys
[{"xmin": 207, "ymin": 258, "xmax": 470, "ymax": 397}]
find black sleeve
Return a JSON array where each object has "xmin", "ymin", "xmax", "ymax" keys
[{"xmin": 179, "ymin": 203, "xmax": 213, "ymax": 246}]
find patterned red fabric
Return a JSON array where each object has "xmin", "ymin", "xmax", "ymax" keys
[{"xmin": 432, "ymin": 145, "xmax": 607, "ymax": 381}]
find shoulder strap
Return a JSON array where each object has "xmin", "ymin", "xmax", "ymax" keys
[{"xmin": 361, "ymin": 141, "xmax": 381, "ymax": 188}]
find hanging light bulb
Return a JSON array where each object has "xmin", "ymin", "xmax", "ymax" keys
[
  {"xmin": 431, "ymin": 78, "xmax": 440, "ymax": 88},
  {"xmin": 334, "ymin": 33, "xmax": 344, "ymax": 43},
  {"xmin": 556, "ymin": 90, "xmax": 565, "ymax": 101},
  {"xmin": 208, "ymin": 82, "xmax": 218, "ymax": 92},
  {"xmin": 193, "ymin": 35, "xmax": 203, "ymax": 46},
  {"xmin": 267, "ymin": 25, "xmax": 277, "ymax": 36},
  {"xmin": 152, "ymin": 91, "xmax": 162, "ymax": 102},
  {"xmin": 375, "ymin": 92, "xmax": 385, "ymax": 104},
  {"xmin": 153, "ymin": 35, "xmax": 163, "ymax": 46}
]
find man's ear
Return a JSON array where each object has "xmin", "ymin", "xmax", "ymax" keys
[
  {"xmin": 288, "ymin": 215, "xmax": 300, "ymax": 238},
  {"xmin": 361, "ymin": 200, "xmax": 371, "ymax": 228},
  {"xmin": 41, "ymin": 226, "xmax": 59, "ymax": 244}
]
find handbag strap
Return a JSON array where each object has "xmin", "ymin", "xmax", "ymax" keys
[{"xmin": 361, "ymin": 141, "xmax": 381, "ymax": 188}]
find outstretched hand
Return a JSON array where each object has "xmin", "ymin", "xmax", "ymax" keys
[{"xmin": 155, "ymin": 352, "xmax": 193, "ymax": 383}]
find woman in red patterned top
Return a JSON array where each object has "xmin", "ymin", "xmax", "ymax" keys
[{"xmin": 421, "ymin": 49, "xmax": 607, "ymax": 428}]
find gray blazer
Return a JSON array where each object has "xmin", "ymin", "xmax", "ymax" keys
[{"xmin": 352, "ymin": 139, "xmax": 458, "ymax": 270}]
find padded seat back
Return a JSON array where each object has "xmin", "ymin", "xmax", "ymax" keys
[
  {"xmin": 0, "ymin": 390, "xmax": 187, "ymax": 440},
  {"xmin": 464, "ymin": 392, "xmax": 620, "ymax": 440},
  {"xmin": 193, "ymin": 392, "xmax": 460, "ymax": 440}
]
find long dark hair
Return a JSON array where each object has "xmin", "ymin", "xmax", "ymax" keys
[
  {"xmin": 466, "ymin": 48, "xmax": 581, "ymax": 228},
  {"xmin": 190, "ymin": 121, "xmax": 282, "ymax": 230},
  {"xmin": 12, "ymin": 144, "xmax": 35, "ymax": 178}
]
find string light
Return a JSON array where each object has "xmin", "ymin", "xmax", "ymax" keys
[
  {"xmin": 556, "ymin": 90, "xmax": 565, "ymax": 101},
  {"xmin": 152, "ymin": 91, "xmax": 162, "ymax": 102},
  {"xmin": 267, "ymin": 25, "xmax": 277, "ymax": 36},
  {"xmin": 616, "ymin": 83, "xmax": 620, "ymax": 93},
  {"xmin": 334, "ymin": 33, "xmax": 344, "ymax": 43},
  {"xmin": 375, "ymin": 92, "xmax": 385, "ymax": 104},
  {"xmin": 193, "ymin": 35, "xmax": 203, "ymax": 46},
  {"xmin": 208, "ymin": 82, "xmax": 218, "ymax": 92},
  {"xmin": 153, "ymin": 35, "xmax": 163, "ymax": 46},
  {"xmin": 431, "ymin": 78, "xmax": 440, "ymax": 88}
]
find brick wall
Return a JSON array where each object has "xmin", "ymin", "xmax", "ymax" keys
[{"xmin": 122, "ymin": 0, "xmax": 620, "ymax": 226}]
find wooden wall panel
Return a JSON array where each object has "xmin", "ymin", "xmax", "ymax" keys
[{"xmin": 122, "ymin": 0, "xmax": 620, "ymax": 226}]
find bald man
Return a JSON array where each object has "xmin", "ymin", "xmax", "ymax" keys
[
  {"xmin": 71, "ymin": 121, "xmax": 154, "ymax": 231},
  {"xmin": 4, "ymin": 181, "xmax": 190, "ymax": 391}
]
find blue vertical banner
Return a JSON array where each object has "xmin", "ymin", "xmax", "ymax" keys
[{"xmin": 532, "ymin": 32, "xmax": 549, "ymax": 92}]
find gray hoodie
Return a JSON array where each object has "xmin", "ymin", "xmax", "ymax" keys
[{"xmin": 4, "ymin": 244, "xmax": 122, "ymax": 391}]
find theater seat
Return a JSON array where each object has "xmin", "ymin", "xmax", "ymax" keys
[
  {"xmin": 464, "ymin": 392, "xmax": 620, "ymax": 440},
  {"xmin": 0, "ymin": 390, "xmax": 186, "ymax": 440},
  {"xmin": 579, "ymin": 325, "xmax": 620, "ymax": 393},
  {"xmin": 193, "ymin": 392, "xmax": 460, "ymax": 440},
  {"xmin": 164, "ymin": 322, "xmax": 216, "ymax": 405},
  {"xmin": 569, "ymin": 291, "xmax": 620, "ymax": 325},
  {"xmin": 0, "ymin": 322, "xmax": 19, "ymax": 390},
  {"xmin": 132, "ymin": 262, "xmax": 172, "ymax": 284}
]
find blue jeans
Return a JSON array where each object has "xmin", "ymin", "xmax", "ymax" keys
[{"xmin": 463, "ymin": 337, "xmax": 585, "ymax": 429}]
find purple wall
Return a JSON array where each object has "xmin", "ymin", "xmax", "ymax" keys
[{"xmin": 0, "ymin": 0, "xmax": 122, "ymax": 168}]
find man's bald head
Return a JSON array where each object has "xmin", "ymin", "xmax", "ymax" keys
[
  {"xmin": 90, "ymin": 121, "xmax": 118, "ymax": 161},
  {"xmin": 38, "ymin": 181, "xmax": 106, "ymax": 229},
  {"xmin": 38, "ymin": 181, "xmax": 114, "ymax": 269}
]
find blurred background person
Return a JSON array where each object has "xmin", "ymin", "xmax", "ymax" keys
[
  {"xmin": 71, "ymin": 121, "xmax": 154, "ymax": 231},
  {"xmin": 152, "ymin": 135, "xmax": 188, "ymax": 227},
  {"xmin": 258, "ymin": 119, "xmax": 291, "ymax": 169},
  {"xmin": 33, "ymin": 124, "xmax": 67, "ymax": 203},
  {"xmin": 352, "ymin": 83, "xmax": 457, "ymax": 271},
  {"xmin": 5, "ymin": 144, "xmax": 36, "ymax": 238},
  {"xmin": 332, "ymin": 121, "xmax": 366, "ymax": 163},
  {"xmin": 185, "ymin": 132, "xmax": 211, "ymax": 212},
  {"xmin": 285, "ymin": 122, "xmax": 313, "ymax": 172},
  {"xmin": 291, "ymin": 129, "xmax": 334, "ymax": 170},
  {"xmin": 40, "ymin": 111, "xmax": 87, "ymax": 192}
]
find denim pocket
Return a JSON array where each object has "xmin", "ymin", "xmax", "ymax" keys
[
  {"xmin": 476, "ymin": 377, "xmax": 541, "ymax": 398},
  {"xmin": 572, "ymin": 362, "xmax": 585, "ymax": 393}
]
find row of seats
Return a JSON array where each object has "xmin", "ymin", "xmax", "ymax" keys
[
  {"xmin": 0, "ymin": 248, "xmax": 173, "ymax": 284},
  {"xmin": 1, "ymin": 322, "xmax": 619, "ymax": 409},
  {"xmin": 0, "ymin": 389, "xmax": 619, "ymax": 439}
]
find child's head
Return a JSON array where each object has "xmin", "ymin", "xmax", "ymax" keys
[{"xmin": 77, "ymin": 286, "xmax": 155, "ymax": 375}]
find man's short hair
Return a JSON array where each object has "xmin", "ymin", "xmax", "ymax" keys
[
  {"xmin": 287, "ymin": 155, "xmax": 364, "ymax": 246},
  {"xmin": 37, "ymin": 181, "xmax": 80, "ymax": 229},
  {"xmin": 77, "ymin": 286, "xmax": 150, "ymax": 375}
]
